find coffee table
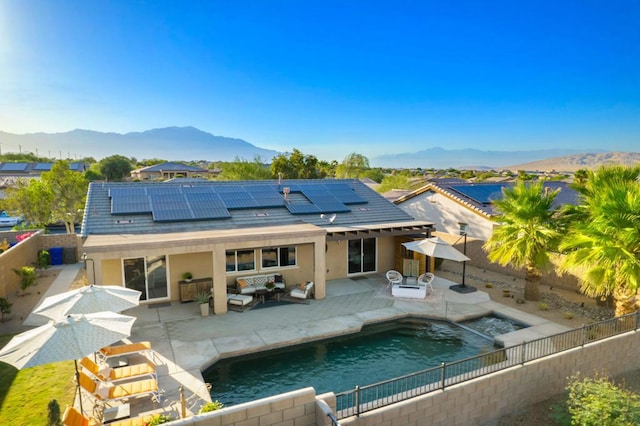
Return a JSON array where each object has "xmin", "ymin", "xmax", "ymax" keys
[{"xmin": 255, "ymin": 288, "xmax": 284, "ymax": 304}]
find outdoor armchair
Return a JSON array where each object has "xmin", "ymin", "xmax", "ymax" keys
[
  {"xmin": 290, "ymin": 281, "xmax": 314, "ymax": 301},
  {"xmin": 386, "ymin": 270, "xmax": 403, "ymax": 287}
]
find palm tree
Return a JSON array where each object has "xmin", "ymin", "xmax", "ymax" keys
[
  {"xmin": 559, "ymin": 165, "xmax": 640, "ymax": 317},
  {"xmin": 483, "ymin": 180, "xmax": 560, "ymax": 301}
]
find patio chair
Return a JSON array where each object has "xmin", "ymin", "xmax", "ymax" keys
[
  {"xmin": 78, "ymin": 371, "xmax": 161, "ymax": 404},
  {"xmin": 386, "ymin": 270, "xmax": 403, "ymax": 287},
  {"xmin": 418, "ymin": 273, "xmax": 435, "ymax": 295},
  {"xmin": 80, "ymin": 356, "xmax": 156, "ymax": 383},
  {"xmin": 62, "ymin": 406, "xmax": 90, "ymax": 426},
  {"xmin": 289, "ymin": 281, "xmax": 314, "ymax": 303},
  {"xmin": 96, "ymin": 341, "xmax": 155, "ymax": 363}
]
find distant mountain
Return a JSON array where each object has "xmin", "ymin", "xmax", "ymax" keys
[
  {"xmin": 371, "ymin": 147, "xmax": 595, "ymax": 169},
  {"xmin": 506, "ymin": 152, "xmax": 640, "ymax": 172},
  {"xmin": 0, "ymin": 127, "xmax": 279, "ymax": 162}
]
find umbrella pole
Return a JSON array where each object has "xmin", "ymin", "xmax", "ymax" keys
[{"xmin": 75, "ymin": 359, "xmax": 84, "ymax": 416}]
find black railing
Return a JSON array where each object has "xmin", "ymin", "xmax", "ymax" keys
[{"xmin": 334, "ymin": 311, "xmax": 640, "ymax": 419}]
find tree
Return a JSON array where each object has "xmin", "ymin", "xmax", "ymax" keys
[
  {"xmin": 270, "ymin": 149, "xmax": 324, "ymax": 179},
  {"xmin": 99, "ymin": 155, "xmax": 133, "ymax": 181},
  {"xmin": 559, "ymin": 165, "xmax": 640, "ymax": 317},
  {"xmin": 483, "ymin": 180, "xmax": 560, "ymax": 301},
  {"xmin": 5, "ymin": 178, "xmax": 54, "ymax": 226},
  {"xmin": 335, "ymin": 153, "xmax": 370, "ymax": 178},
  {"xmin": 41, "ymin": 161, "xmax": 88, "ymax": 233},
  {"xmin": 218, "ymin": 156, "xmax": 272, "ymax": 180}
]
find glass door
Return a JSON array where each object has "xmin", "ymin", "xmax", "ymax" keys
[
  {"xmin": 123, "ymin": 255, "xmax": 168, "ymax": 301},
  {"xmin": 348, "ymin": 238, "xmax": 377, "ymax": 274}
]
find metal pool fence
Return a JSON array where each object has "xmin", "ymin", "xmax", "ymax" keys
[{"xmin": 335, "ymin": 311, "xmax": 640, "ymax": 419}]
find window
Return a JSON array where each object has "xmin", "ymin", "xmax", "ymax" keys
[
  {"xmin": 226, "ymin": 250, "xmax": 255, "ymax": 272},
  {"xmin": 261, "ymin": 246, "xmax": 296, "ymax": 269}
]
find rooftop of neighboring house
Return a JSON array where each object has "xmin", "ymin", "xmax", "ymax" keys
[
  {"xmin": 132, "ymin": 162, "xmax": 209, "ymax": 173},
  {"xmin": 0, "ymin": 162, "xmax": 87, "ymax": 174},
  {"xmin": 81, "ymin": 179, "xmax": 423, "ymax": 237},
  {"xmin": 395, "ymin": 179, "xmax": 580, "ymax": 217}
]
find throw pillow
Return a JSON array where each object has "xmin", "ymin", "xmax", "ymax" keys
[
  {"xmin": 298, "ymin": 281, "xmax": 308, "ymax": 290},
  {"xmin": 274, "ymin": 274, "xmax": 283, "ymax": 283},
  {"xmin": 237, "ymin": 279, "xmax": 247, "ymax": 289},
  {"xmin": 97, "ymin": 363, "xmax": 113, "ymax": 380}
]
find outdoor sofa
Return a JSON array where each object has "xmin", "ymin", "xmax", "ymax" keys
[{"xmin": 230, "ymin": 273, "xmax": 286, "ymax": 295}]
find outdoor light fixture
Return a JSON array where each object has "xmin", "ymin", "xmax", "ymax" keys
[{"xmin": 449, "ymin": 222, "xmax": 477, "ymax": 293}]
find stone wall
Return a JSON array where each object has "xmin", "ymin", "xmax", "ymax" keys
[{"xmin": 336, "ymin": 330, "xmax": 640, "ymax": 426}]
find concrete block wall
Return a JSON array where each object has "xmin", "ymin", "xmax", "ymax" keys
[
  {"xmin": 0, "ymin": 230, "xmax": 43, "ymax": 298},
  {"xmin": 171, "ymin": 387, "xmax": 319, "ymax": 426},
  {"xmin": 37, "ymin": 233, "xmax": 81, "ymax": 261},
  {"xmin": 337, "ymin": 330, "xmax": 640, "ymax": 426}
]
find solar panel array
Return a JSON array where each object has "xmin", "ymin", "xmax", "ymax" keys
[
  {"xmin": 1, "ymin": 163, "xmax": 29, "ymax": 171},
  {"xmin": 448, "ymin": 184, "xmax": 506, "ymax": 204},
  {"xmin": 109, "ymin": 183, "xmax": 367, "ymax": 222}
]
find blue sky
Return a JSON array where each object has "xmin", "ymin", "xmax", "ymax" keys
[{"xmin": 1, "ymin": 1, "xmax": 638, "ymax": 161}]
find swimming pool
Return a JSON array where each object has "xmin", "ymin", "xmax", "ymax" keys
[{"xmin": 203, "ymin": 318, "xmax": 497, "ymax": 406}]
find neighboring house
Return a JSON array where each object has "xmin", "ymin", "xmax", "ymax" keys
[
  {"xmin": 0, "ymin": 162, "xmax": 87, "ymax": 199},
  {"xmin": 130, "ymin": 162, "xmax": 211, "ymax": 180},
  {"xmin": 394, "ymin": 179, "xmax": 579, "ymax": 240},
  {"xmin": 80, "ymin": 179, "xmax": 434, "ymax": 314}
]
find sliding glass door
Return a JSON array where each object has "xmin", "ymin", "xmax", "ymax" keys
[
  {"xmin": 348, "ymin": 238, "xmax": 377, "ymax": 275},
  {"xmin": 123, "ymin": 255, "xmax": 168, "ymax": 301}
]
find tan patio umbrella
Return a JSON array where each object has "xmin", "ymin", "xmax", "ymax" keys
[
  {"xmin": 402, "ymin": 236, "xmax": 470, "ymax": 262},
  {"xmin": 0, "ymin": 311, "xmax": 136, "ymax": 415},
  {"xmin": 32, "ymin": 284, "xmax": 142, "ymax": 320}
]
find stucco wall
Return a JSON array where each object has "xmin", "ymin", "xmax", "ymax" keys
[
  {"xmin": 0, "ymin": 230, "xmax": 42, "ymax": 298},
  {"xmin": 337, "ymin": 330, "xmax": 640, "ymax": 426}
]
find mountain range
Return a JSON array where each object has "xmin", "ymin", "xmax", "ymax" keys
[{"xmin": 0, "ymin": 127, "xmax": 637, "ymax": 170}]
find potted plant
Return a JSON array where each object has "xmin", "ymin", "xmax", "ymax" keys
[
  {"xmin": 265, "ymin": 280, "xmax": 275, "ymax": 291},
  {"xmin": 182, "ymin": 272, "xmax": 193, "ymax": 282},
  {"xmin": 194, "ymin": 292, "xmax": 210, "ymax": 317}
]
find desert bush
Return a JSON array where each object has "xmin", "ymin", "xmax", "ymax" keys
[
  {"xmin": 14, "ymin": 266, "xmax": 37, "ymax": 295},
  {"xmin": 199, "ymin": 400, "xmax": 224, "ymax": 413},
  {"xmin": 538, "ymin": 302, "xmax": 549, "ymax": 311},
  {"xmin": 565, "ymin": 373, "xmax": 640, "ymax": 425},
  {"xmin": 0, "ymin": 297, "xmax": 12, "ymax": 321}
]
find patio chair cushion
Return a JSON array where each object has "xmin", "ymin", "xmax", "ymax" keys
[
  {"xmin": 62, "ymin": 406, "xmax": 90, "ymax": 426},
  {"xmin": 227, "ymin": 294, "xmax": 253, "ymax": 306},
  {"xmin": 237, "ymin": 278, "xmax": 248, "ymax": 289}
]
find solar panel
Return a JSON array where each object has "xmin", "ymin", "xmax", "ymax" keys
[
  {"xmin": 330, "ymin": 189, "xmax": 367, "ymax": 204},
  {"xmin": 185, "ymin": 192, "xmax": 221, "ymax": 203},
  {"xmin": 243, "ymin": 184, "xmax": 279, "ymax": 193},
  {"xmin": 111, "ymin": 196, "xmax": 151, "ymax": 214},
  {"xmin": 218, "ymin": 191, "xmax": 250, "ymax": 201},
  {"xmin": 189, "ymin": 198, "xmax": 231, "ymax": 220},
  {"xmin": 223, "ymin": 198, "xmax": 260, "ymax": 209},
  {"xmin": 449, "ymin": 184, "xmax": 505, "ymax": 204},
  {"xmin": 146, "ymin": 186, "xmax": 182, "ymax": 195},
  {"xmin": 181, "ymin": 185, "xmax": 214, "ymax": 194},
  {"xmin": 285, "ymin": 203, "xmax": 321, "ymax": 214},
  {"xmin": 33, "ymin": 163, "xmax": 52, "ymax": 170},
  {"xmin": 152, "ymin": 207, "xmax": 193, "ymax": 221},
  {"xmin": 109, "ymin": 187, "xmax": 147, "ymax": 198},
  {"xmin": 1, "ymin": 163, "xmax": 28, "ymax": 171}
]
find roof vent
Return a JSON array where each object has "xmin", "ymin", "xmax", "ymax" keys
[{"xmin": 115, "ymin": 219, "xmax": 134, "ymax": 224}]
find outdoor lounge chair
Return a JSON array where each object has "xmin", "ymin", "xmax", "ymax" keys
[
  {"xmin": 78, "ymin": 371, "xmax": 160, "ymax": 404},
  {"xmin": 289, "ymin": 281, "xmax": 314, "ymax": 302},
  {"xmin": 62, "ymin": 406, "xmax": 89, "ymax": 426},
  {"xmin": 386, "ymin": 270, "xmax": 403, "ymax": 287},
  {"xmin": 96, "ymin": 341, "xmax": 155, "ymax": 363},
  {"xmin": 80, "ymin": 356, "xmax": 156, "ymax": 383},
  {"xmin": 227, "ymin": 294, "xmax": 254, "ymax": 312}
]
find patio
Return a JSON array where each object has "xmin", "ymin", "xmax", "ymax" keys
[{"xmin": 22, "ymin": 265, "xmax": 572, "ymax": 422}]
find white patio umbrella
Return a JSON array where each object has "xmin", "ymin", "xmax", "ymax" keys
[
  {"xmin": 402, "ymin": 236, "xmax": 470, "ymax": 262},
  {"xmin": 32, "ymin": 284, "xmax": 142, "ymax": 321},
  {"xmin": 0, "ymin": 311, "xmax": 136, "ymax": 414}
]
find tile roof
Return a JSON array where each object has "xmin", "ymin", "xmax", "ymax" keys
[
  {"xmin": 136, "ymin": 162, "xmax": 208, "ymax": 173},
  {"xmin": 395, "ymin": 181, "xmax": 579, "ymax": 217},
  {"xmin": 81, "ymin": 179, "xmax": 417, "ymax": 236}
]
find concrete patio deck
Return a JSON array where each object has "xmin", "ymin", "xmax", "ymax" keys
[{"xmin": 25, "ymin": 265, "xmax": 572, "ymax": 422}]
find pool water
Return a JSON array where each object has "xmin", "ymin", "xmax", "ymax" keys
[
  {"xmin": 203, "ymin": 319, "xmax": 496, "ymax": 406},
  {"xmin": 459, "ymin": 315, "xmax": 527, "ymax": 337}
]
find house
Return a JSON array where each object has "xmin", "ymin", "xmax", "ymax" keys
[
  {"xmin": 80, "ymin": 179, "xmax": 434, "ymax": 314},
  {"xmin": 0, "ymin": 162, "xmax": 88, "ymax": 198},
  {"xmin": 130, "ymin": 162, "xmax": 211, "ymax": 180},
  {"xmin": 394, "ymin": 179, "xmax": 579, "ymax": 240}
]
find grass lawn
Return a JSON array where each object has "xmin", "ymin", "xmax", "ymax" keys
[{"xmin": 0, "ymin": 333, "xmax": 77, "ymax": 425}]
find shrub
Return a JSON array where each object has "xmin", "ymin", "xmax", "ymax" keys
[
  {"xmin": 565, "ymin": 373, "xmax": 640, "ymax": 425},
  {"xmin": 563, "ymin": 311, "xmax": 574, "ymax": 320},
  {"xmin": 148, "ymin": 414, "xmax": 174, "ymax": 425},
  {"xmin": 0, "ymin": 297, "xmax": 12, "ymax": 321},
  {"xmin": 14, "ymin": 266, "xmax": 37, "ymax": 295},
  {"xmin": 484, "ymin": 283, "xmax": 493, "ymax": 288},
  {"xmin": 37, "ymin": 250, "xmax": 50, "ymax": 269},
  {"xmin": 199, "ymin": 400, "xmax": 224, "ymax": 413},
  {"xmin": 538, "ymin": 302, "xmax": 549, "ymax": 311}
]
